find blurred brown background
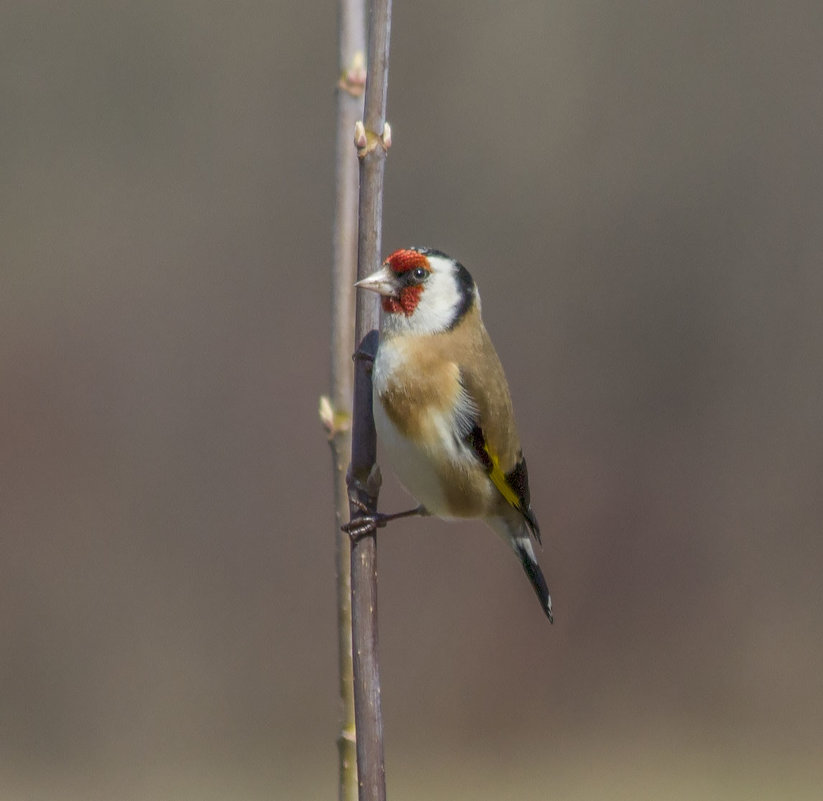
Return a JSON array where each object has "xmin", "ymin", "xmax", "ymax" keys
[{"xmin": 2, "ymin": 2, "xmax": 822, "ymax": 799}]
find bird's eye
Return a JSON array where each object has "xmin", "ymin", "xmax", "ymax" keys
[{"xmin": 412, "ymin": 267, "xmax": 427, "ymax": 281}]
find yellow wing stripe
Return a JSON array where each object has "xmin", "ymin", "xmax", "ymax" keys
[{"xmin": 484, "ymin": 445, "xmax": 522, "ymax": 510}]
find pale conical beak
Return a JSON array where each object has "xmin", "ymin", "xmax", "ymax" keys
[{"xmin": 354, "ymin": 265, "xmax": 398, "ymax": 297}]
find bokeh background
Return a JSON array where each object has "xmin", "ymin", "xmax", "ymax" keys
[{"xmin": 3, "ymin": 2, "xmax": 822, "ymax": 799}]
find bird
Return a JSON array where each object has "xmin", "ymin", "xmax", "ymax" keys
[{"xmin": 350, "ymin": 246, "xmax": 553, "ymax": 622}]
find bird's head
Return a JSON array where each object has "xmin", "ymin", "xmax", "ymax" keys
[{"xmin": 355, "ymin": 247, "xmax": 477, "ymax": 335}]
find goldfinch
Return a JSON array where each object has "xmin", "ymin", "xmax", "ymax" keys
[{"xmin": 353, "ymin": 247, "xmax": 553, "ymax": 622}]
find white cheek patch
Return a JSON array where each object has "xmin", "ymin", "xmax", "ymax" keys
[{"xmin": 381, "ymin": 255, "xmax": 465, "ymax": 336}]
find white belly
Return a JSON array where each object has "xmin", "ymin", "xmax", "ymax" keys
[{"xmin": 372, "ymin": 392, "xmax": 451, "ymax": 514}]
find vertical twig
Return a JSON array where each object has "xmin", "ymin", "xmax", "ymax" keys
[
  {"xmin": 326, "ymin": 1, "xmax": 366, "ymax": 800},
  {"xmin": 348, "ymin": 1, "xmax": 392, "ymax": 800}
]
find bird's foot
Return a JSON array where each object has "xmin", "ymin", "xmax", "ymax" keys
[
  {"xmin": 346, "ymin": 465, "xmax": 382, "ymax": 510},
  {"xmin": 341, "ymin": 512, "xmax": 386, "ymax": 540},
  {"xmin": 351, "ymin": 331, "xmax": 378, "ymax": 373},
  {"xmin": 352, "ymin": 349, "xmax": 374, "ymax": 365},
  {"xmin": 344, "ymin": 466, "xmax": 382, "ymax": 540},
  {"xmin": 342, "ymin": 502, "xmax": 429, "ymax": 542},
  {"xmin": 344, "ymin": 464, "xmax": 427, "ymax": 541}
]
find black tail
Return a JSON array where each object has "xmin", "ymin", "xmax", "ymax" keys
[{"xmin": 516, "ymin": 542, "xmax": 554, "ymax": 623}]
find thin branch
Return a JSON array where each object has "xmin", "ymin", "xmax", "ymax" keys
[
  {"xmin": 348, "ymin": 0, "xmax": 392, "ymax": 799},
  {"xmin": 327, "ymin": 1, "xmax": 366, "ymax": 800}
]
